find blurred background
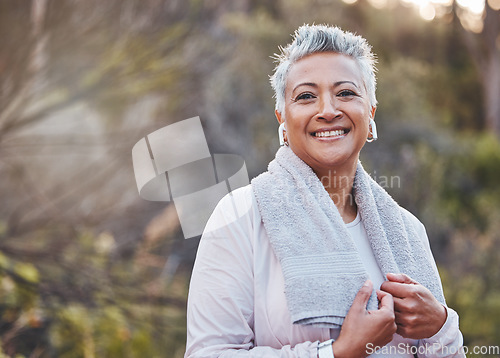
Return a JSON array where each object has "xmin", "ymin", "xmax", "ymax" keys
[{"xmin": 0, "ymin": 0, "xmax": 499, "ymax": 357}]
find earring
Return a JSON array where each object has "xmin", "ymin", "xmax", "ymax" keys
[
  {"xmin": 367, "ymin": 118, "xmax": 378, "ymax": 142},
  {"xmin": 278, "ymin": 122, "xmax": 288, "ymax": 146}
]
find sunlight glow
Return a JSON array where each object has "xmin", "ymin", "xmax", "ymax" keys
[
  {"xmin": 344, "ymin": 0, "xmax": 489, "ymax": 28},
  {"xmin": 367, "ymin": 0, "xmax": 389, "ymax": 9},
  {"xmin": 457, "ymin": 0, "xmax": 485, "ymax": 14},
  {"xmin": 458, "ymin": 9, "xmax": 484, "ymax": 33},
  {"xmin": 402, "ymin": 0, "xmax": 453, "ymax": 6},
  {"xmin": 400, "ymin": 0, "xmax": 485, "ymax": 20}
]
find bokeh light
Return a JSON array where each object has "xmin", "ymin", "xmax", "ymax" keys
[
  {"xmin": 359, "ymin": 0, "xmax": 488, "ymax": 22},
  {"xmin": 457, "ymin": 0, "xmax": 485, "ymax": 14},
  {"xmin": 489, "ymin": 0, "xmax": 500, "ymax": 10},
  {"xmin": 420, "ymin": 3, "xmax": 437, "ymax": 20}
]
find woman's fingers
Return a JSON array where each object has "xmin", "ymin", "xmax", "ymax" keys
[
  {"xmin": 380, "ymin": 274, "xmax": 448, "ymax": 339},
  {"xmin": 376, "ymin": 289, "xmax": 394, "ymax": 312},
  {"xmin": 351, "ymin": 279, "xmax": 373, "ymax": 312},
  {"xmin": 380, "ymin": 280, "xmax": 418, "ymax": 299},
  {"xmin": 386, "ymin": 272, "xmax": 418, "ymax": 284},
  {"xmin": 337, "ymin": 281, "xmax": 397, "ymax": 357}
]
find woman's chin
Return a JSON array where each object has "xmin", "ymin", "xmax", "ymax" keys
[{"xmin": 307, "ymin": 154, "xmax": 357, "ymax": 174}]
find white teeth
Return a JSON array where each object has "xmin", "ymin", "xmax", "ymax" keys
[{"xmin": 315, "ymin": 130, "xmax": 345, "ymax": 137}]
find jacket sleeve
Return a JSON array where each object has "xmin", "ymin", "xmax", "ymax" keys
[
  {"xmin": 185, "ymin": 191, "xmax": 319, "ymax": 358},
  {"xmin": 417, "ymin": 307, "xmax": 466, "ymax": 358}
]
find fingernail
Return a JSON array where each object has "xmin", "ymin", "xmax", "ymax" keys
[{"xmin": 363, "ymin": 279, "xmax": 371, "ymax": 287}]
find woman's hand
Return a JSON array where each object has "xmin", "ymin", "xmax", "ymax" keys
[
  {"xmin": 332, "ymin": 280, "xmax": 397, "ymax": 358},
  {"xmin": 380, "ymin": 273, "xmax": 447, "ymax": 339}
]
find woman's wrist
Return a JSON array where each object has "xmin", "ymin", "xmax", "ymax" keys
[
  {"xmin": 332, "ymin": 338, "xmax": 369, "ymax": 358},
  {"xmin": 331, "ymin": 339, "xmax": 348, "ymax": 358},
  {"xmin": 429, "ymin": 303, "xmax": 448, "ymax": 338}
]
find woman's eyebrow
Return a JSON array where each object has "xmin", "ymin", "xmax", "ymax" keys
[
  {"xmin": 334, "ymin": 80, "xmax": 359, "ymax": 88},
  {"xmin": 292, "ymin": 81, "xmax": 359, "ymax": 94},
  {"xmin": 292, "ymin": 82, "xmax": 318, "ymax": 94}
]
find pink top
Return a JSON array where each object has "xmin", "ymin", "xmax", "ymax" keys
[{"xmin": 185, "ymin": 185, "xmax": 464, "ymax": 357}]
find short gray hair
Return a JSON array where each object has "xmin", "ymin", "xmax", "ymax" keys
[{"xmin": 270, "ymin": 24, "xmax": 378, "ymax": 113}]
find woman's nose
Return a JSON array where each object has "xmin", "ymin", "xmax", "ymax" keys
[{"xmin": 317, "ymin": 97, "xmax": 342, "ymax": 121}]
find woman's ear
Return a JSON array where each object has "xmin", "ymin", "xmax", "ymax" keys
[
  {"xmin": 275, "ymin": 109, "xmax": 284, "ymax": 125},
  {"xmin": 275, "ymin": 110, "xmax": 288, "ymax": 146},
  {"xmin": 370, "ymin": 106, "xmax": 377, "ymax": 120}
]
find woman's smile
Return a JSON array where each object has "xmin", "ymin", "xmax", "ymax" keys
[{"xmin": 311, "ymin": 127, "xmax": 350, "ymax": 139}]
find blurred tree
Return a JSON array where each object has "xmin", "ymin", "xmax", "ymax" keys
[
  {"xmin": 386, "ymin": 0, "xmax": 500, "ymax": 135},
  {"xmin": 458, "ymin": 2, "xmax": 500, "ymax": 136}
]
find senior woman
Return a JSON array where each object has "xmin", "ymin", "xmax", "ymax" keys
[{"xmin": 185, "ymin": 25, "xmax": 464, "ymax": 357}]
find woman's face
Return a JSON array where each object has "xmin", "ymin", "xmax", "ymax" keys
[{"xmin": 276, "ymin": 52, "xmax": 376, "ymax": 176}]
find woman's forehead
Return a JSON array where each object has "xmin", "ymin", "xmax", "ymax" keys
[{"xmin": 286, "ymin": 52, "xmax": 363, "ymax": 92}]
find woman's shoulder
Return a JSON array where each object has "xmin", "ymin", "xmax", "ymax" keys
[
  {"xmin": 230, "ymin": 183, "xmax": 255, "ymax": 201},
  {"xmin": 203, "ymin": 184, "xmax": 259, "ymax": 234},
  {"xmin": 214, "ymin": 184, "xmax": 255, "ymax": 213}
]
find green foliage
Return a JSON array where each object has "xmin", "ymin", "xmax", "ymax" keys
[
  {"xmin": 438, "ymin": 133, "xmax": 500, "ymax": 231},
  {"xmin": 441, "ymin": 269, "xmax": 500, "ymax": 357},
  {"xmin": 49, "ymin": 303, "xmax": 172, "ymax": 358},
  {"xmin": 0, "ymin": 225, "xmax": 189, "ymax": 357}
]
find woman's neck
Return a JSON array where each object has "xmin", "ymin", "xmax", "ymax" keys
[{"xmin": 314, "ymin": 162, "xmax": 358, "ymax": 224}]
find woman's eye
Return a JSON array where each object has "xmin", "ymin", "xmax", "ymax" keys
[
  {"xmin": 296, "ymin": 93, "xmax": 316, "ymax": 101},
  {"xmin": 337, "ymin": 90, "xmax": 357, "ymax": 97}
]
